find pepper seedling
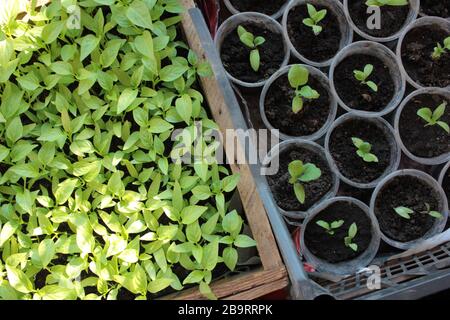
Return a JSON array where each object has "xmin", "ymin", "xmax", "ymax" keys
[
  {"xmin": 302, "ymin": 4, "xmax": 327, "ymax": 36},
  {"xmin": 417, "ymin": 101, "xmax": 450, "ymax": 134},
  {"xmin": 316, "ymin": 219, "xmax": 344, "ymax": 235},
  {"xmin": 344, "ymin": 223, "xmax": 358, "ymax": 252},
  {"xmin": 353, "ymin": 64, "xmax": 378, "ymax": 92},
  {"xmin": 394, "ymin": 203, "xmax": 443, "ymax": 220},
  {"xmin": 288, "ymin": 160, "xmax": 322, "ymax": 204},
  {"xmin": 365, "ymin": 0, "xmax": 409, "ymax": 6},
  {"xmin": 237, "ymin": 25, "xmax": 266, "ymax": 72},
  {"xmin": 352, "ymin": 137, "xmax": 379, "ymax": 163},
  {"xmin": 431, "ymin": 37, "xmax": 450, "ymax": 60},
  {"xmin": 288, "ymin": 65, "xmax": 320, "ymax": 114}
]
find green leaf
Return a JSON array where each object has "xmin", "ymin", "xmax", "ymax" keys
[
  {"xmin": 222, "ymin": 174, "xmax": 240, "ymax": 192},
  {"xmin": 6, "ymin": 265, "xmax": 34, "ymax": 294},
  {"xmin": 191, "ymin": 185, "xmax": 212, "ymax": 201},
  {"xmin": 6, "ymin": 117, "xmax": 23, "ymax": 143},
  {"xmin": 293, "ymin": 182, "xmax": 305, "ymax": 204},
  {"xmin": 55, "ymin": 178, "xmax": 78, "ymax": 204},
  {"xmin": 299, "ymin": 163, "xmax": 322, "ymax": 182},
  {"xmin": 148, "ymin": 117, "xmax": 174, "ymax": 133},
  {"xmin": 348, "ymin": 223, "xmax": 358, "ymax": 238},
  {"xmin": 292, "ymin": 95, "xmax": 303, "ymax": 114},
  {"xmin": 10, "ymin": 163, "xmax": 40, "ymax": 178},
  {"xmin": 126, "ymin": 0, "xmax": 153, "ymax": 29},
  {"xmin": 0, "ymin": 221, "xmax": 18, "ymax": 247},
  {"xmin": 183, "ymin": 270, "xmax": 204, "ymax": 285},
  {"xmin": 234, "ymin": 234, "xmax": 257, "ymax": 248},
  {"xmin": 394, "ymin": 206, "xmax": 413, "ymax": 219},
  {"xmin": 175, "ymin": 94, "xmax": 193, "ymax": 125},
  {"xmin": 429, "ymin": 211, "xmax": 443, "ymax": 219},
  {"xmin": 117, "ymin": 88, "xmax": 138, "ymax": 114},
  {"xmin": 42, "ymin": 20, "xmax": 65, "ymax": 44},
  {"xmin": 199, "ymin": 281, "xmax": 217, "ymax": 300},
  {"xmin": 181, "ymin": 205, "xmax": 208, "ymax": 225},
  {"xmin": 223, "ymin": 247, "xmax": 238, "ymax": 271},
  {"xmin": 36, "ymin": 239, "xmax": 56, "ymax": 268},
  {"xmin": 288, "ymin": 65, "xmax": 309, "ymax": 88},
  {"xmin": 79, "ymin": 35, "xmax": 100, "ymax": 62},
  {"xmin": 331, "ymin": 220, "xmax": 345, "ymax": 229},
  {"xmin": 316, "ymin": 220, "xmax": 330, "ymax": 230},
  {"xmin": 108, "ymin": 171, "xmax": 125, "ymax": 197},
  {"xmin": 222, "ymin": 210, "xmax": 242, "ymax": 234},
  {"xmin": 366, "ymin": 81, "xmax": 378, "ymax": 92},
  {"xmin": 202, "ymin": 239, "xmax": 219, "ymax": 271},
  {"xmin": 249, "ymin": 49, "xmax": 260, "ymax": 72},
  {"xmin": 288, "ymin": 160, "xmax": 304, "ymax": 180},
  {"xmin": 148, "ymin": 278, "xmax": 173, "ymax": 294},
  {"xmin": 160, "ymin": 64, "xmax": 189, "ymax": 82},
  {"xmin": 417, "ymin": 108, "xmax": 433, "ymax": 122},
  {"xmin": 101, "ymin": 39, "xmax": 125, "ymax": 68}
]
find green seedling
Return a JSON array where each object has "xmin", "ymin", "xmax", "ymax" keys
[
  {"xmin": 288, "ymin": 65, "xmax": 320, "ymax": 114},
  {"xmin": 417, "ymin": 101, "xmax": 450, "ymax": 134},
  {"xmin": 288, "ymin": 160, "xmax": 322, "ymax": 204},
  {"xmin": 394, "ymin": 203, "xmax": 443, "ymax": 220},
  {"xmin": 353, "ymin": 64, "xmax": 378, "ymax": 92},
  {"xmin": 431, "ymin": 37, "xmax": 450, "ymax": 60},
  {"xmin": 365, "ymin": 0, "xmax": 409, "ymax": 6},
  {"xmin": 344, "ymin": 223, "xmax": 358, "ymax": 252},
  {"xmin": 237, "ymin": 25, "xmax": 266, "ymax": 72},
  {"xmin": 302, "ymin": 3, "xmax": 327, "ymax": 35},
  {"xmin": 352, "ymin": 137, "xmax": 379, "ymax": 163},
  {"xmin": 316, "ymin": 219, "xmax": 345, "ymax": 235}
]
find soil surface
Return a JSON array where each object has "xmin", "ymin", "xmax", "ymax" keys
[
  {"xmin": 401, "ymin": 25, "xmax": 450, "ymax": 88},
  {"xmin": 228, "ymin": 0, "xmax": 287, "ymax": 16},
  {"xmin": 267, "ymin": 145, "xmax": 333, "ymax": 212},
  {"xmin": 443, "ymin": 168, "xmax": 450, "ymax": 202},
  {"xmin": 264, "ymin": 73, "xmax": 331, "ymax": 137},
  {"xmin": 221, "ymin": 23, "xmax": 285, "ymax": 83},
  {"xmin": 304, "ymin": 201, "xmax": 372, "ymax": 263},
  {"xmin": 420, "ymin": 0, "xmax": 450, "ymax": 18},
  {"xmin": 333, "ymin": 54, "xmax": 395, "ymax": 112},
  {"xmin": 286, "ymin": 4, "xmax": 342, "ymax": 63},
  {"xmin": 348, "ymin": 0, "xmax": 410, "ymax": 38},
  {"xmin": 399, "ymin": 93, "xmax": 450, "ymax": 159},
  {"xmin": 374, "ymin": 175, "xmax": 441, "ymax": 242},
  {"xmin": 329, "ymin": 118, "xmax": 392, "ymax": 184}
]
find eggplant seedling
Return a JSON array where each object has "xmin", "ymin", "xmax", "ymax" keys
[
  {"xmin": 288, "ymin": 65, "xmax": 320, "ymax": 114},
  {"xmin": 316, "ymin": 219, "xmax": 344, "ymax": 235},
  {"xmin": 417, "ymin": 101, "xmax": 450, "ymax": 134},
  {"xmin": 394, "ymin": 203, "xmax": 443, "ymax": 220},
  {"xmin": 302, "ymin": 4, "xmax": 327, "ymax": 36},
  {"xmin": 237, "ymin": 25, "xmax": 266, "ymax": 72},
  {"xmin": 344, "ymin": 223, "xmax": 358, "ymax": 252},
  {"xmin": 288, "ymin": 160, "xmax": 322, "ymax": 204},
  {"xmin": 431, "ymin": 37, "xmax": 450, "ymax": 60},
  {"xmin": 352, "ymin": 137, "xmax": 379, "ymax": 163},
  {"xmin": 354, "ymin": 64, "xmax": 378, "ymax": 92},
  {"xmin": 365, "ymin": 0, "xmax": 409, "ymax": 6}
]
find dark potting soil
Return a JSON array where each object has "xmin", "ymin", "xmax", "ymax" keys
[
  {"xmin": 228, "ymin": 0, "xmax": 287, "ymax": 16},
  {"xmin": 220, "ymin": 23, "xmax": 285, "ymax": 84},
  {"xmin": 333, "ymin": 54, "xmax": 395, "ymax": 112},
  {"xmin": 267, "ymin": 145, "xmax": 333, "ymax": 212},
  {"xmin": 264, "ymin": 73, "xmax": 331, "ymax": 137},
  {"xmin": 374, "ymin": 175, "xmax": 440, "ymax": 242},
  {"xmin": 420, "ymin": 0, "xmax": 450, "ymax": 18},
  {"xmin": 286, "ymin": 4, "xmax": 342, "ymax": 63},
  {"xmin": 401, "ymin": 25, "xmax": 450, "ymax": 88},
  {"xmin": 304, "ymin": 201, "xmax": 372, "ymax": 263},
  {"xmin": 399, "ymin": 93, "xmax": 450, "ymax": 159},
  {"xmin": 348, "ymin": 0, "xmax": 410, "ymax": 38},
  {"xmin": 329, "ymin": 118, "xmax": 392, "ymax": 184},
  {"xmin": 443, "ymin": 169, "xmax": 450, "ymax": 202}
]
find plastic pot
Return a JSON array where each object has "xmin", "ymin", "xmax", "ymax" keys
[
  {"xmin": 396, "ymin": 16, "xmax": 450, "ymax": 90},
  {"xmin": 325, "ymin": 113, "xmax": 402, "ymax": 189},
  {"xmin": 370, "ymin": 169, "xmax": 449, "ymax": 250},
  {"xmin": 223, "ymin": 0, "xmax": 289, "ymax": 20},
  {"xmin": 438, "ymin": 161, "xmax": 450, "ymax": 192},
  {"xmin": 329, "ymin": 41, "xmax": 406, "ymax": 117},
  {"xmin": 263, "ymin": 139, "xmax": 340, "ymax": 220},
  {"xmin": 281, "ymin": 0, "xmax": 353, "ymax": 68},
  {"xmin": 394, "ymin": 87, "xmax": 450, "ymax": 166},
  {"xmin": 260, "ymin": 64, "xmax": 337, "ymax": 142},
  {"xmin": 300, "ymin": 197, "xmax": 381, "ymax": 276},
  {"xmin": 343, "ymin": 0, "xmax": 420, "ymax": 43},
  {"xmin": 215, "ymin": 12, "xmax": 290, "ymax": 88}
]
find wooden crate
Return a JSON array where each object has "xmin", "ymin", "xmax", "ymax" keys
[{"xmin": 22, "ymin": 0, "xmax": 289, "ymax": 300}]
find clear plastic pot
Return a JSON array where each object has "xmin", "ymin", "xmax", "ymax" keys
[
  {"xmin": 281, "ymin": 0, "xmax": 353, "ymax": 68},
  {"xmin": 329, "ymin": 41, "xmax": 406, "ymax": 117},
  {"xmin": 396, "ymin": 16, "xmax": 450, "ymax": 90},
  {"xmin": 300, "ymin": 197, "xmax": 381, "ymax": 276},
  {"xmin": 223, "ymin": 0, "xmax": 289, "ymax": 20},
  {"xmin": 260, "ymin": 64, "xmax": 338, "ymax": 142},
  {"xmin": 370, "ymin": 169, "xmax": 449, "ymax": 250},
  {"xmin": 324, "ymin": 113, "xmax": 402, "ymax": 189},
  {"xmin": 438, "ymin": 161, "xmax": 450, "ymax": 191},
  {"xmin": 263, "ymin": 139, "xmax": 340, "ymax": 220},
  {"xmin": 343, "ymin": 0, "xmax": 420, "ymax": 43},
  {"xmin": 215, "ymin": 12, "xmax": 290, "ymax": 88},
  {"xmin": 394, "ymin": 87, "xmax": 450, "ymax": 166}
]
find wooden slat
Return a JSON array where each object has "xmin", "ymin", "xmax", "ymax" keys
[
  {"xmin": 161, "ymin": 267, "xmax": 288, "ymax": 300},
  {"xmin": 180, "ymin": 0, "xmax": 283, "ymax": 271}
]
